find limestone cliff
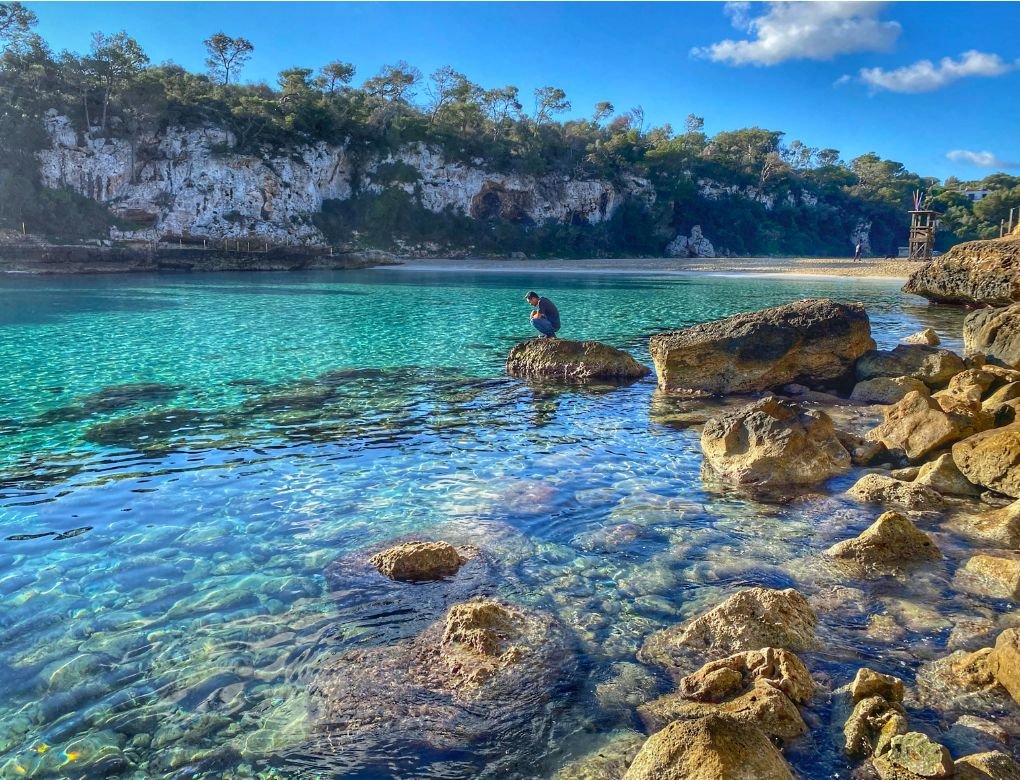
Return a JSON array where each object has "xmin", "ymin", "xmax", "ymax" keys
[{"xmin": 37, "ymin": 112, "xmax": 653, "ymax": 247}]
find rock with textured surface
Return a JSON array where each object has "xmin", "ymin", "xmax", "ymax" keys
[
  {"xmin": 552, "ymin": 729, "xmax": 646, "ymax": 780},
  {"xmin": 953, "ymin": 423, "xmax": 1020, "ymax": 498},
  {"xmin": 953, "ymin": 554, "xmax": 1020, "ymax": 601},
  {"xmin": 903, "ymin": 328, "xmax": 941, "ymax": 346},
  {"xmin": 368, "ymin": 541, "xmax": 466, "ymax": 581},
  {"xmin": 506, "ymin": 339, "xmax": 650, "ymax": 383},
  {"xmin": 827, "ymin": 511, "xmax": 941, "ymax": 571},
  {"xmin": 915, "ymin": 453, "xmax": 983, "ymax": 497},
  {"xmin": 902, "ymin": 236, "xmax": 1020, "ymax": 306},
  {"xmin": 874, "ymin": 732, "xmax": 954, "ymax": 778},
  {"xmin": 965, "ymin": 304, "xmax": 1020, "ymax": 369},
  {"xmin": 989, "ymin": 629, "xmax": 1020, "ymax": 705},
  {"xmin": 649, "ymin": 298, "xmax": 874, "ymax": 395},
  {"xmin": 851, "ymin": 668, "xmax": 906, "ymax": 704},
  {"xmin": 851, "ymin": 376, "xmax": 931, "ymax": 405},
  {"xmin": 677, "ymin": 648, "xmax": 815, "ymax": 705},
  {"xmin": 638, "ymin": 588, "xmax": 817, "ymax": 675},
  {"xmin": 946, "ymin": 501, "xmax": 1020, "ymax": 548},
  {"xmin": 699, "ymin": 397, "xmax": 850, "ymax": 486},
  {"xmin": 622, "ymin": 714, "xmax": 795, "ymax": 780},
  {"xmin": 846, "ymin": 474, "xmax": 944, "ymax": 511},
  {"xmin": 938, "ymin": 369, "xmax": 999, "ymax": 405},
  {"xmin": 955, "ymin": 751, "xmax": 1020, "ymax": 780},
  {"xmin": 843, "ymin": 695, "xmax": 908, "ymax": 758},
  {"xmin": 856, "ymin": 345, "xmax": 966, "ymax": 389},
  {"xmin": 867, "ymin": 391, "xmax": 986, "ymax": 461}
]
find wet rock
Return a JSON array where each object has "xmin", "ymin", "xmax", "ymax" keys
[
  {"xmin": 843, "ymin": 693, "xmax": 908, "ymax": 758},
  {"xmin": 915, "ymin": 453, "xmax": 983, "ymax": 497},
  {"xmin": 506, "ymin": 339, "xmax": 650, "ymax": 383},
  {"xmin": 946, "ymin": 716, "xmax": 1011, "ymax": 757},
  {"xmin": 914, "ymin": 649, "xmax": 1007, "ymax": 718},
  {"xmin": 989, "ymin": 628, "xmax": 1020, "ymax": 705},
  {"xmin": 622, "ymin": 714, "xmax": 795, "ymax": 780},
  {"xmin": 649, "ymin": 298, "xmax": 875, "ymax": 395},
  {"xmin": 309, "ymin": 598, "xmax": 576, "ymax": 752},
  {"xmin": 946, "ymin": 501, "xmax": 1020, "ymax": 549},
  {"xmin": 368, "ymin": 541, "xmax": 466, "ymax": 582},
  {"xmin": 955, "ymin": 751, "xmax": 1020, "ymax": 780},
  {"xmin": 552, "ymin": 729, "xmax": 646, "ymax": 780},
  {"xmin": 826, "ymin": 511, "xmax": 941, "ymax": 572},
  {"xmin": 874, "ymin": 732, "xmax": 954, "ymax": 778},
  {"xmin": 867, "ymin": 391, "xmax": 988, "ymax": 462},
  {"xmin": 638, "ymin": 588, "xmax": 817, "ymax": 676},
  {"xmin": 953, "ymin": 423, "xmax": 1020, "ymax": 498},
  {"xmin": 851, "ymin": 668, "xmax": 906, "ymax": 704},
  {"xmin": 846, "ymin": 474, "xmax": 944, "ymax": 511},
  {"xmin": 965, "ymin": 304, "xmax": 1020, "ymax": 369},
  {"xmin": 851, "ymin": 376, "xmax": 931, "ymax": 405},
  {"xmin": 700, "ymin": 397, "xmax": 851, "ymax": 486},
  {"xmin": 836, "ymin": 429, "xmax": 888, "ymax": 466},
  {"xmin": 948, "ymin": 616, "xmax": 1001, "ymax": 652},
  {"xmin": 902, "ymin": 235, "xmax": 1020, "ymax": 307},
  {"xmin": 677, "ymin": 648, "xmax": 815, "ymax": 705},
  {"xmin": 903, "ymin": 328, "xmax": 941, "ymax": 346},
  {"xmin": 954, "ymin": 554, "xmax": 1020, "ymax": 601},
  {"xmin": 856, "ymin": 345, "xmax": 966, "ymax": 389}
]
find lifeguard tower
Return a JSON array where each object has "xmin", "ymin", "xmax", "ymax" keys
[{"xmin": 908, "ymin": 190, "xmax": 937, "ymax": 261}]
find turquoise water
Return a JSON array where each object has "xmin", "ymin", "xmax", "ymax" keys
[{"xmin": 0, "ymin": 268, "xmax": 998, "ymax": 778}]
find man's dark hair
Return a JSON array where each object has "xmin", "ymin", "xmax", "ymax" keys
[{"xmin": 525, "ymin": 291, "xmax": 539, "ymax": 300}]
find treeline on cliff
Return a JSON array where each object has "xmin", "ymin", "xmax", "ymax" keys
[{"xmin": 1, "ymin": 4, "xmax": 1017, "ymax": 255}]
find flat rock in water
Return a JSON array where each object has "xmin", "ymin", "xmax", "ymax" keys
[
  {"xmin": 649, "ymin": 298, "xmax": 874, "ymax": 395},
  {"xmin": 369, "ymin": 540, "xmax": 465, "ymax": 581},
  {"xmin": 902, "ymin": 235, "xmax": 1020, "ymax": 307},
  {"xmin": 506, "ymin": 338, "xmax": 650, "ymax": 383},
  {"xmin": 846, "ymin": 474, "xmax": 944, "ymax": 511}
]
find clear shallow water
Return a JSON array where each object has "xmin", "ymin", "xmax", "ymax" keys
[{"xmin": 0, "ymin": 267, "xmax": 1003, "ymax": 779}]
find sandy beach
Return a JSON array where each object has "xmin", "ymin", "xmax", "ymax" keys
[{"xmin": 391, "ymin": 255, "xmax": 924, "ymax": 280}]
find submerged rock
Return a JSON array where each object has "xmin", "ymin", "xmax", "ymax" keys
[
  {"xmin": 700, "ymin": 396, "xmax": 850, "ymax": 487},
  {"xmin": 622, "ymin": 714, "xmax": 795, "ymax": 780},
  {"xmin": 902, "ymin": 235, "xmax": 1020, "ymax": 307},
  {"xmin": 953, "ymin": 554, "xmax": 1020, "ymax": 601},
  {"xmin": 874, "ymin": 732, "xmax": 954, "ymax": 778},
  {"xmin": 552, "ymin": 729, "xmax": 646, "ymax": 780},
  {"xmin": 856, "ymin": 345, "xmax": 966, "ymax": 389},
  {"xmin": 826, "ymin": 511, "xmax": 941, "ymax": 572},
  {"xmin": 505, "ymin": 339, "xmax": 650, "ymax": 383},
  {"xmin": 368, "ymin": 541, "xmax": 466, "ymax": 582},
  {"xmin": 846, "ymin": 474, "xmax": 944, "ymax": 511},
  {"xmin": 953, "ymin": 423, "xmax": 1020, "ymax": 498},
  {"xmin": 649, "ymin": 298, "xmax": 874, "ymax": 395},
  {"xmin": 638, "ymin": 588, "xmax": 817, "ymax": 676}
]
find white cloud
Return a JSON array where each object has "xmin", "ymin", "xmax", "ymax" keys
[
  {"xmin": 852, "ymin": 50, "xmax": 1017, "ymax": 93},
  {"xmin": 947, "ymin": 150, "xmax": 1020, "ymax": 169},
  {"xmin": 693, "ymin": 2, "xmax": 901, "ymax": 66}
]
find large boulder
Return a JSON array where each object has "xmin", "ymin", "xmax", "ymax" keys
[
  {"xmin": 638, "ymin": 588, "xmax": 817, "ymax": 675},
  {"xmin": 649, "ymin": 298, "xmax": 874, "ymax": 395},
  {"xmin": 989, "ymin": 629, "xmax": 1020, "ymax": 705},
  {"xmin": 826, "ymin": 511, "xmax": 941, "ymax": 572},
  {"xmin": 902, "ymin": 235, "xmax": 1020, "ymax": 306},
  {"xmin": 622, "ymin": 714, "xmax": 795, "ymax": 780},
  {"xmin": 846, "ymin": 474, "xmax": 945, "ymax": 511},
  {"xmin": 369, "ymin": 541, "xmax": 466, "ymax": 582},
  {"xmin": 867, "ymin": 391, "xmax": 987, "ymax": 462},
  {"xmin": 953, "ymin": 423, "xmax": 1020, "ymax": 498},
  {"xmin": 856, "ymin": 345, "xmax": 966, "ymax": 389},
  {"xmin": 506, "ymin": 339, "xmax": 650, "ymax": 383},
  {"xmin": 700, "ymin": 397, "xmax": 851, "ymax": 486}
]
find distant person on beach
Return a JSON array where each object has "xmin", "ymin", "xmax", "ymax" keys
[
  {"xmin": 525, "ymin": 291, "xmax": 560, "ymax": 338},
  {"xmin": 854, "ymin": 241, "xmax": 863, "ymax": 262}
]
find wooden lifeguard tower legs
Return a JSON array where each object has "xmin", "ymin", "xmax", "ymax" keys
[{"xmin": 908, "ymin": 190, "xmax": 936, "ymax": 261}]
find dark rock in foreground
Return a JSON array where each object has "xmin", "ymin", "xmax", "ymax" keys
[
  {"xmin": 506, "ymin": 338, "xmax": 650, "ymax": 383},
  {"xmin": 649, "ymin": 298, "xmax": 874, "ymax": 395},
  {"xmin": 902, "ymin": 235, "xmax": 1020, "ymax": 306}
]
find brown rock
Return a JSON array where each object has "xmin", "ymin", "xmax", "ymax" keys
[
  {"xmin": 983, "ymin": 382, "xmax": 1020, "ymax": 413},
  {"xmin": 700, "ymin": 397, "xmax": 851, "ymax": 486},
  {"xmin": 954, "ymin": 554, "xmax": 1020, "ymax": 601},
  {"xmin": 946, "ymin": 501, "xmax": 1020, "ymax": 548},
  {"xmin": 851, "ymin": 668, "xmax": 906, "ymax": 704},
  {"xmin": 915, "ymin": 453, "xmax": 983, "ymax": 497},
  {"xmin": 903, "ymin": 328, "xmax": 941, "ymax": 346},
  {"xmin": 827, "ymin": 511, "xmax": 941, "ymax": 570},
  {"xmin": 649, "ymin": 298, "xmax": 875, "ymax": 395},
  {"xmin": 506, "ymin": 338, "xmax": 650, "ymax": 383},
  {"xmin": 988, "ymin": 628, "xmax": 1020, "ymax": 705},
  {"xmin": 965, "ymin": 304, "xmax": 1020, "ymax": 369},
  {"xmin": 953, "ymin": 423, "xmax": 1020, "ymax": 498},
  {"xmin": 875, "ymin": 732, "xmax": 954, "ymax": 778},
  {"xmin": 844, "ymin": 695, "xmax": 908, "ymax": 758},
  {"xmin": 678, "ymin": 648, "xmax": 815, "ymax": 705},
  {"xmin": 846, "ymin": 474, "xmax": 945, "ymax": 511},
  {"xmin": 938, "ymin": 369, "xmax": 998, "ymax": 404},
  {"xmin": 368, "ymin": 541, "xmax": 466, "ymax": 582},
  {"xmin": 552, "ymin": 729, "xmax": 646, "ymax": 780},
  {"xmin": 955, "ymin": 751, "xmax": 1020, "ymax": 780},
  {"xmin": 903, "ymin": 235, "xmax": 1020, "ymax": 307},
  {"xmin": 622, "ymin": 714, "xmax": 795, "ymax": 780},
  {"xmin": 638, "ymin": 588, "xmax": 817, "ymax": 675},
  {"xmin": 856, "ymin": 345, "xmax": 966, "ymax": 389},
  {"xmin": 868, "ymin": 391, "xmax": 983, "ymax": 461},
  {"xmin": 851, "ymin": 376, "xmax": 931, "ymax": 405}
]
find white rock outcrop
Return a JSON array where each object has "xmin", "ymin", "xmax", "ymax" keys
[{"xmin": 665, "ymin": 225, "xmax": 715, "ymax": 258}]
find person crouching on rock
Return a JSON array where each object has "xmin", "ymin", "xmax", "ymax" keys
[{"xmin": 525, "ymin": 291, "xmax": 560, "ymax": 338}]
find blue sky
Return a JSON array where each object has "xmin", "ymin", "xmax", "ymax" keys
[{"xmin": 24, "ymin": 2, "xmax": 1020, "ymax": 181}]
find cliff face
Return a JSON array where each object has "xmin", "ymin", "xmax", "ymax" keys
[{"xmin": 37, "ymin": 112, "xmax": 652, "ymax": 247}]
